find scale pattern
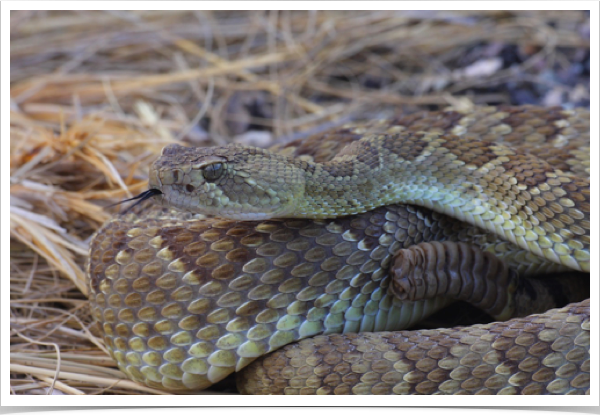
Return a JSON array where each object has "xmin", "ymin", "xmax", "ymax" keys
[
  {"xmin": 150, "ymin": 106, "xmax": 590, "ymax": 272},
  {"xmin": 87, "ymin": 106, "xmax": 590, "ymax": 394},
  {"xmin": 238, "ymin": 300, "xmax": 590, "ymax": 395}
]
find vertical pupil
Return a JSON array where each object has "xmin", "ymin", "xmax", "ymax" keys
[{"xmin": 203, "ymin": 163, "xmax": 223, "ymax": 181}]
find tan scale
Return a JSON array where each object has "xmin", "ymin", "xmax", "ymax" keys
[
  {"xmin": 149, "ymin": 107, "xmax": 589, "ymax": 272},
  {"xmin": 88, "ymin": 105, "xmax": 590, "ymax": 394}
]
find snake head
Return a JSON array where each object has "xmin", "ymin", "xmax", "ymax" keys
[{"xmin": 149, "ymin": 143, "xmax": 306, "ymax": 220}]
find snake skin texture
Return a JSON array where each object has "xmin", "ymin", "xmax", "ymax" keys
[
  {"xmin": 87, "ymin": 106, "xmax": 590, "ymax": 394},
  {"xmin": 150, "ymin": 106, "xmax": 590, "ymax": 272},
  {"xmin": 238, "ymin": 300, "xmax": 590, "ymax": 395}
]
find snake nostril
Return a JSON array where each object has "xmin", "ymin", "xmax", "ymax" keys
[{"xmin": 185, "ymin": 184, "xmax": 195, "ymax": 192}]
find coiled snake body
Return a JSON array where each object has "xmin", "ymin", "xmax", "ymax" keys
[{"xmin": 88, "ymin": 105, "xmax": 590, "ymax": 394}]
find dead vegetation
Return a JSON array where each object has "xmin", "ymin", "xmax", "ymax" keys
[{"xmin": 9, "ymin": 10, "xmax": 590, "ymax": 395}]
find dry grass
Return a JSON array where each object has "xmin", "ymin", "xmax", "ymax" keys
[{"xmin": 9, "ymin": 10, "xmax": 590, "ymax": 395}]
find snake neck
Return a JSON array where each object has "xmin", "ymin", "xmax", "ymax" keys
[
  {"xmin": 295, "ymin": 133, "xmax": 458, "ymax": 218},
  {"xmin": 293, "ymin": 133, "xmax": 590, "ymax": 272},
  {"xmin": 297, "ymin": 163, "xmax": 401, "ymax": 218}
]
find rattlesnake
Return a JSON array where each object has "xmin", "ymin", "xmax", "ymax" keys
[{"xmin": 88, "ymin": 105, "xmax": 590, "ymax": 394}]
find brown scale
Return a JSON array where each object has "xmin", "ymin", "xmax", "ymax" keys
[
  {"xmin": 469, "ymin": 106, "xmax": 589, "ymax": 176},
  {"xmin": 238, "ymin": 301, "xmax": 589, "ymax": 395},
  {"xmin": 499, "ymin": 106, "xmax": 566, "ymax": 140},
  {"xmin": 439, "ymin": 137, "xmax": 500, "ymax": 168},
  {"xmin": 389, "ymin": 109, "xmax": 465, "ymax": 135},
  {"xmin": 277, "ymin": 130, "xmax": 363, "ymax": 163},
  {"xmin": 88, "ymin": 106, "xmax": 590, "ymax": 394},
  {"xmin": 380, "ymin": 131, "xmax": 430, "ymax": 162}
]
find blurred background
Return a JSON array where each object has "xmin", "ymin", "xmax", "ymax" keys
[{"xmin": 9, "ymin": 10, "xmax": 590, "ymax": 395}]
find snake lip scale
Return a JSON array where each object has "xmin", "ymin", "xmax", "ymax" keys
[{"xmin": 89, "ymin": 105, "xmax": 590, "ymax": 394}]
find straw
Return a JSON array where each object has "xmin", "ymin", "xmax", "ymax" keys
[{"xmin": 10, "ymin": 10, "xmax": 589, "ymax": 395}]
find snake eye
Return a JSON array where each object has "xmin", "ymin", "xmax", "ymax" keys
[{"xmin": 202, "ymin": 162, "xmax": 224, "ymax": 182}]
